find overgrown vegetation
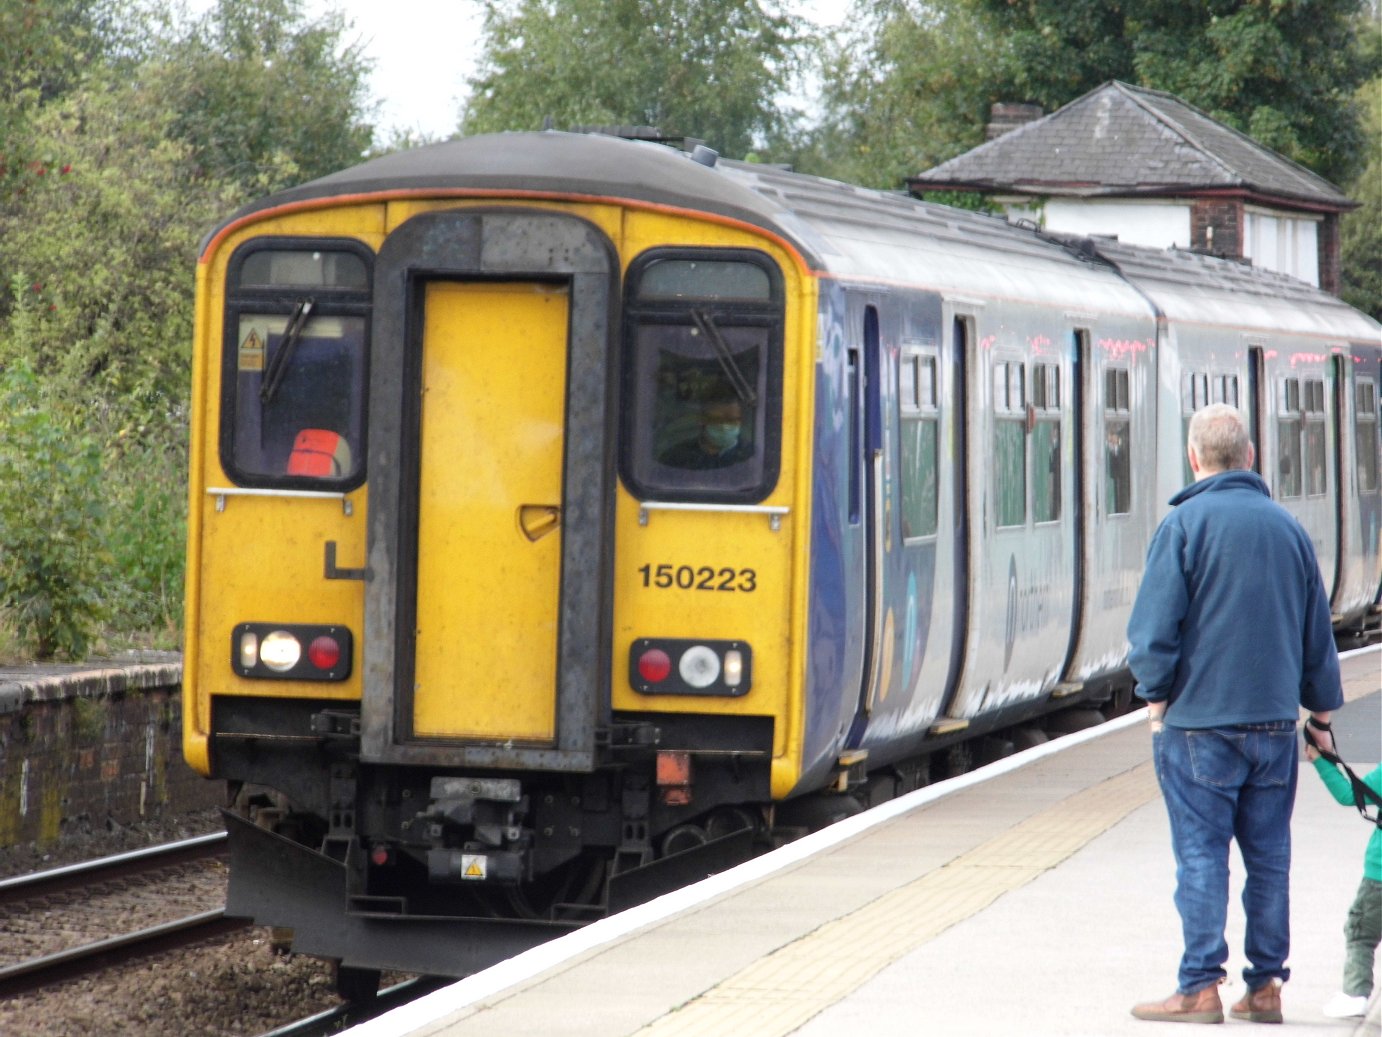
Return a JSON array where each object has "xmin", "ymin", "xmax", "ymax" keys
[{"xmin": 0, "ymin": 0, "xmax": 1375, "ymax": 658}]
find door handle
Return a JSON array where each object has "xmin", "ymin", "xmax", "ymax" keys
[{"xmin": 518, "ymin": 504, "xmax": 562, "ymax": 542}]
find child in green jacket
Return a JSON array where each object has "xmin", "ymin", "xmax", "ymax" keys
[{"xmin": 1306, "ymin": 740, "xmax": 1381, "ymax": 1019}]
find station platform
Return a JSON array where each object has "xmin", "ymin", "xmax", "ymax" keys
[{"xmin": 349, "ymin": 647, "xmax": 1381, "ymax": 1037}]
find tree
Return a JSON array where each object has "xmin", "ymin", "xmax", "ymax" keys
[
  {"xmin": 804, "ymin": 0, "xmax": 999, "ymax": 187},
  {"xmin": 966, "ymin": 0, "xmax": 1377, "ymax": 186},
  {"xmin": 461, "ymin": 0, "xmax": 811, "ymax": 160},
  {"xmin": 149, "ymin": 0, "xmax": 376, "ymax": 194},
  {"xmin": 814, "ymin": 0, "xmax": 1378, "ymax": 189},
  {"xmin": 1340, "ymin": 76, "xmax": 1381, "ymax": 319}
]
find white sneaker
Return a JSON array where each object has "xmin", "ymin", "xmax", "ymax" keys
[{"xmin": 1322, "ymin": 991, "xmax": 1368, "ymax": 1018}]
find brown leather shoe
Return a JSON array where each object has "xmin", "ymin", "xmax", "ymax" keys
[
  {"xmin": 1229, "ymin": 979, "xmax": 1283, "ymax": 1023},
  {"xmin": 1131, "ymin": 984, "xmax": 1224, "ymax": 1023}
]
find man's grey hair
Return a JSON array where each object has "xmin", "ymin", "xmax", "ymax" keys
[{"xmin": 1188, "ymin": 403, "xmax": 1252, "ymax": 472}]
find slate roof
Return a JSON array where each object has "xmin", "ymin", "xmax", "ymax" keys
[{"xmin": 909, "ymin": 81, "xmax": 1352, "ymax": 211}]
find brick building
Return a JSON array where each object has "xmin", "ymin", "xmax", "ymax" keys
[{"xmin": 908, "ymin": 81, "xmax": 1355, "ymax": 294}]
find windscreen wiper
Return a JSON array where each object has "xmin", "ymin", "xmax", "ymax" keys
[
  {"xmin": 260, "ymin": 298, "xmax": 315, "ymax": 404},
  {"xmin": 691, "ymin": 308, "xmax": 757, "ymax": 405}
]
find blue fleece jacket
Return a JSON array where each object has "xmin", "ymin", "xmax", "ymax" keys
[{"xmin": 1127, "ymin": 469, "xmax": 1343, "ymax": 728}]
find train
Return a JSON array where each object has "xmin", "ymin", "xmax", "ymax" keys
[{"xmin": 181, "ymin": 129, "xmax": 1382, "ymax": 994}]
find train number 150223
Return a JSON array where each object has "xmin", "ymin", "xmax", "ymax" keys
[{"xmin": 637, "ymin": 563, "xmax": 757, "ymax": 592}]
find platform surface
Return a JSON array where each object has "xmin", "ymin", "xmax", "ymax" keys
[{"xmin": 349, "ymin": 647, "xmax": 1381, "ymax": 1037}]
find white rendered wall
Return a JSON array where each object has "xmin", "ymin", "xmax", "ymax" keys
[{"xmin": 1002, "ymin": 198, "xmax": 1193, "ymax": 250}]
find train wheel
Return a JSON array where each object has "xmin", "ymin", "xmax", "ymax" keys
[
  {"xmin": 1010, "ymin": 727, "xmax": 1049, "ymax": 751},
  {"xmin": 334, "ymin": 963, "xmax": 381, "ymax": 1003},
  {"xmin": 704, "ymin": 807, "xmax": 756, "ymax": 840},
  {"xmin": 660, "ymin": 824, "xmax": 709, "ymax": 856},
  {"xmin": 1046, "ymin": 708, "xmax": 1106, "ymax": 735}
]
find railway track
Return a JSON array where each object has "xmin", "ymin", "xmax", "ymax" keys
[{"xmin": 0, "ymin": 832, "xmax": 246, "ymax": 997}]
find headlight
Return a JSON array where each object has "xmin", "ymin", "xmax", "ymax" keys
[
  {"xmin": 629, "ymin": 639, "xmax": 751, "ymax": 697},
  {"xmin": 232, "ymin": 623, "xmax": 353, "ymax": 681}
]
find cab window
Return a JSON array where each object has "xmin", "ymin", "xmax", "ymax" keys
[
  {"xmin": 620, "ymin": 249, "xmax": 783, "ymax": 503},
  {"xmin": 220, "ymin": 241, "xmax": 372, "ymax": 489}
]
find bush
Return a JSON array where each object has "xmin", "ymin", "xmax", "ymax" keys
[{"xmin": 0, "ymin": 362, "xmax": 109, "ymax": 658}]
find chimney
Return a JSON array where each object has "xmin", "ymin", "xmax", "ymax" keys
[{"xmin": 987, "ymin": 102, "xmax": 1044, "ymax": 139}]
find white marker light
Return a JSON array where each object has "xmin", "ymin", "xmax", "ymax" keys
[
  {"xmin": 722, "ymin": 649, "xmax": 744, "ymax": 687},
  {"xmin": 678, "ymin": 645, "xmax": 721, "ymax": 688},
  {"xmin": 259, "ymin": 630, "xmax": 302, "ymax": 672},
  {"xmin": 238, "ymin": 631, "xmax": 260, "ymax": 670}
]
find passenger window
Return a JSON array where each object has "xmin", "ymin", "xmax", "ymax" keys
[
  {"xmin": 221, "ymin": 242, "xmax": 371, "ymax": 489},
  {"xmin": 1032, "ymin": 363, "xmax": 1061, "ymax": 523},
  {"xmin": 1303, "ymin": 378, "xmax": 1327, "ymax": 497},
  {"xmin": 1277, "ymin": 378, "xmax": 1303, "ymax": 498},
  {"xmin": 620, "ymin": 250, "xmax": 783, "ymax": 503},
  {"xmin": 994, "ymin": 360, "xmax": 1026, "ymax": 527},
  {"xmin": 1104, "ymin": 367, "xmax": 1132, "ymax": 515},
  {"xmin": 900, "ymin": 350, "xmax": 939, "ymax": 539},
  {"xmin": 1180, "ymin": 371, "xmax": 1239, "ymax": 484},
  {"xmin": 1357, "ymin": 379, "xmax": 1379, "ymax": 493}
]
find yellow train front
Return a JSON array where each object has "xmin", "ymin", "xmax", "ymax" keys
[{"xmin": 185, "ymin": 132, "xmax": 824, "ymax": 985}]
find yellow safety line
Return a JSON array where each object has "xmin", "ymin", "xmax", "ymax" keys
[{"xmin": 634, "ymin": 762, "xmax": 1159, "ymax": 1037}]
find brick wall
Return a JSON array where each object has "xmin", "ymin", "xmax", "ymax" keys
[
  {"xmin": 0, "ymin": 660, "xmax": 224, "ymax": 848},
  {"xmin": 1190, "ymin": 197, "xmax": 1244, "ymax": 258},
  {"xmin": 1318, "ymin": 213, "xmax": 1341, "ymax": 296}
]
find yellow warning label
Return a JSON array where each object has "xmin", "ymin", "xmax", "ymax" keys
[
  {"xmin": 461, "ymin": 854, "xmax": 487, "ymax": 880},
  {"xmin": 239, "ymin": 328, "xmax": 265, "ymax": 372}
]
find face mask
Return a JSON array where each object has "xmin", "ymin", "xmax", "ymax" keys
[{"xmin": 703, "ymin": 422, "xmax": 740, "ymax": 452}]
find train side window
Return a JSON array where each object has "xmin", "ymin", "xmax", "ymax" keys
[
  {"xmin": 220, "ymin": 240, "xmax": 372, "ymax": 489},
  {"xmin": 1303, "ymin": 377, "xmax": 1327, "ymax": 496},
  {"xmin": 620, "ymin": 249, "xmax": 783, "ymax": 503},
  {"xmin": 1104, "ymin": 367, "xmax": 1132, "ymax": 515},
  {"xmin": 1357, "ymin": 379, "xmax": 1379, "ymax": 493},
  {"xmin": 900, "ymin": 350, "xmax": 939, "ymax": 539},
  {"xmin": 994, "ymin": 360, "xmax": 1026, "ymax": 527},
  {"xmin": 1277, "ymin": 377, "xmax": 1303, "ymax": 498},
  {"xmin": 1032, "ymin": 363, "xmax": 1061, "ymax": 523}
]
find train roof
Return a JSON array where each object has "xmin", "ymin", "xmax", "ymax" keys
[
  {"xmin": 209, "ymin": 130, "xmax": 1111, "ymax": 277},
  {"xmin": 209, "ymin": 131, "xmax": 1378, "ymax": 342},
  {"xmin": 1067, "ymin": 235, "xmax": 1381, "ymax": 342}
]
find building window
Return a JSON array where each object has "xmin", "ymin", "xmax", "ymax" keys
[
  {"xmin": 1105, "ymin": 367, "xmax": 1132, "ymax": 515},
  {"xmin": 900, "ymin": 350, "xmax": 939, "ymax": 539}
]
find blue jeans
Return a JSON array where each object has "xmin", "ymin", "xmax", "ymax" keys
[{"xmin": 1153, "ymin": 722, "xmax": 1299, "ymax": 994}]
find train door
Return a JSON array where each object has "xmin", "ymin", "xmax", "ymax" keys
[
  {"xmin": 859, "ymin": 306, "xmax": 886, "ymax": 713},
  {"xmin": 1058, "ymin": 329, "xmax": 1090, "ymax": 680},
  {"xmin": 1248, "ymin": 346, "xmax": 1266, "ymax": 472},
  {"xmin": 1329, "ymin": 354, "xmax": 1351, "ymax": 604},
  {"xmin": 359, "ymin": 209, "xmax": 618, "ymax": 771}
]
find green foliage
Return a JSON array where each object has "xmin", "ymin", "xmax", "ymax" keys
[
  {"xmin": 815, "ymin": 0, "xmax": 1378, "ymax": 189},
  {"xmin": 149, "ymin": 0, "xmax": 377, "ymax": 193},
  {"xmin": 967, "ymin": 0, "xmax": 1377, "ymax": 186},
  {"xmin": 1340, "ymin": 74, "xmax": 1382, "ymax": 319},
  {"xmin": 805, "ymin": 0, "xmax": 998, "ymax": 187},
  {"xmin": 0, "ymin": 0, "xmax": 378, "ymax": 659},
  {"xmin": 463, "ymin": 0, "xmax": 811, "ymax": 159},
  {"xmin": 0, "ymin": 363, "xmax": 109, "ymax": 659}
]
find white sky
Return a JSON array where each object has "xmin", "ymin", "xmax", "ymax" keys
[{"xmin": 300, "ymin": 0, "xmax": 853, "ymax": 143}]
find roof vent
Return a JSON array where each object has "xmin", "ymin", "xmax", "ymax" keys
[{"xmin": 689, "ymin": 144, "xmax": 719, "ymax": 167}]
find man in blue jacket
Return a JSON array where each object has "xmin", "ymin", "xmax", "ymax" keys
[{"xmin": 1128, "ymin": 403, "xmax": 1342, "ymax": 1025}]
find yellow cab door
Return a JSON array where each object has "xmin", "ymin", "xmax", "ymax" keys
[
  {"xmin": 412, "ymin": 280, "xmax": 564, "ymax": 742},
  {"xmin": 360, "ymin": 209, "xmax": 618, "ymax": 771}
]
